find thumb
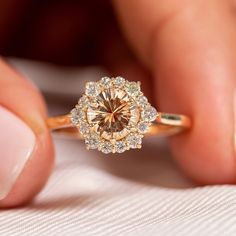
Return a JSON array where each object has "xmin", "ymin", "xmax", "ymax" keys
[{"xmin": 0, "ymin": 59, "xmax": 54, "ymax": 207}]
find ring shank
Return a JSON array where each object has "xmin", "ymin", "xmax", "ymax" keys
[
  {"xmin": 151, "ymin": 113, "xmax": 191, "ymax": 136},
  {"xmin": 47, "ymin": 112, "xmax": 191, "ymax": 138}
]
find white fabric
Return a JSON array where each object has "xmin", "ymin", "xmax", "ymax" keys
[{"xmin": 1, "ymin": 59, "xmax": 235, "ymax": 236}]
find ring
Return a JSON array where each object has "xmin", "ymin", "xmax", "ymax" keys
[{"xmin": 47, "ymin": 76, "xmax": 191, "ymax": 154}]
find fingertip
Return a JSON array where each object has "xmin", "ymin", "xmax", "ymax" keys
[
  {"xmin": 0, "ymin": 129, "xmax": 54, "ymax": 208},
  {"xmin": 0, "ymin": 60, "xmax": 55, "ymax": 207},
  {"xmin": 169, "ymin": 127, "xmax": 236, "ymax": 185}
]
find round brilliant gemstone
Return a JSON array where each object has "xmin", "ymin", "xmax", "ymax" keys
[
  {"xmin": 126, "ymin": 134, "xmax": 142, "ymax": 149},
  {"xmin": 100, "ymin": 77, "xmax": 111, "ymax": 87},
  {"xmin": 137, "ymin": 122, "xmax": 149, "ymax": 133},
  {"xmin": 113, "ymin": 76, "xmax": 125, "ymax": 87},
  {"xmin": 87, "ymin": 88, "xmax": 140, "ymax": 140},
  {"xmin": 115, "ymin": 141, "xmax": 127, "ymax": 153},
  {"xmin": 85, "ymin": 82, "xmax": 100, "ymax": 97},
  {"xmin": 85, "ymin": 134, "xmax": 100, "ymax": 149},
  {"xmin": 125, "ymin": 81, "xmax": 140, "ymax": 96},
  {"xmin": 100, "ymin": 141, "xmax": 113, "ymax": 154},
  {"xmin": 142, "ymin": 106, "xmax": 158, "ymax": 122}
]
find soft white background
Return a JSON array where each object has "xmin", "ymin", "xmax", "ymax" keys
[{"xmin": 0, "ymin": 59, "xmax": 235, "ymax": 236}]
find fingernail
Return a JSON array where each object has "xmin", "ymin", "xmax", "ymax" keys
[{"xmin": 0, "ymin": 106, "xmax": 36, "ymax": 200}]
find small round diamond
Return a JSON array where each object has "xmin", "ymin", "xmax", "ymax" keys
[
  {"xmin": 137, "ymin": 122, "xmax": 149, "ymax": 134},
  {"xmin": 115, "ymin": 141, "xmax": 127, "ymax": 153},
  {"xmin": 126, "ymin": 134, "xmax": 142, "ymax": 149},
  {"xmin": 85, "ymin": 134, "xmax": 100, "ymax": 149},
  {"xmin": 72, "ymin": 107, "xmax": 85, "ymax": 121},
  {"xmin": 85, "ymin": 82, "xmax": 100, "ymax": 97},
  {"xmin": 100, "ymin": 77, "xmax": 111, "ymax": 87},
  {"xmin": 71, "ymin": 108, "xmax": 77, "ymax": 115},
  {"xmin": 79, "ymin": 123, "xmax": 90, "ymax": 135},
  {"xmin": 100, "ymin": 141, "xmax": 113, "ymax": 154},
  {"xmin": 137, "ymin": 95, "xmax": 148, "ymax": 107},
  {"xmin": 113, "ymin": 76, "xmax": 125, "ymax": 87},
  {"xmin": 125, "ymin": 81, "xmax": 140, "ymax": 97},
  {"xmin": 70, "ymin": 108, "xmax": 83, "ymax": 125},
  {"xmin": 142, "ymin": 106, "xmax": 158, "ymax": 122},
  {"xmin": 78, "ymin": 96, "xmax": 89, "ymax": 107},
  {"xmin": 71, "ymin": 115, "xmax": 79, "ymax": 125}
]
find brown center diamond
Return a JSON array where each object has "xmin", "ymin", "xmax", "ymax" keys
[{"xmin": 87, "ymin": 88, "xmax": 134, "ymax": 139}]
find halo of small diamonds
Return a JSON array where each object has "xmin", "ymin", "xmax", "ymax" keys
[{"xmin": 70, "ymin": 77, "xmax": 158, "ymax": 154}]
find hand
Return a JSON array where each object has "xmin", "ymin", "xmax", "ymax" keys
[{"xmin": 0, "ymin": 0, "xmax": 235, "ymax": 207}]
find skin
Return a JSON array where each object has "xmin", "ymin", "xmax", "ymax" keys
[{"xmin": 0, "ymin": 0, "xmax": 235, "ymax": 207}]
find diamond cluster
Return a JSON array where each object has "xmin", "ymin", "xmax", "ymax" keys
[{"xmin": 70, "ymin": 77, "xmax": 158, "ymax": 154}]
